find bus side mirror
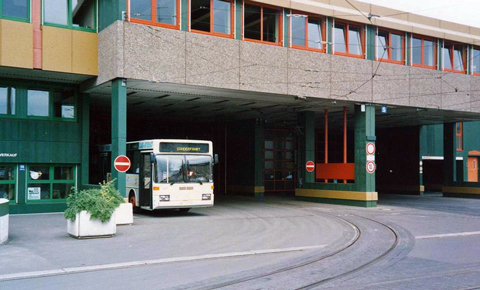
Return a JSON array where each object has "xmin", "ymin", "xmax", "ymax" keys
[
  {"xmin": 150, "ymin": 153, "xmax": 156, "ymax": 164},
  {"xmin": 214, "ymin": 154, "xmax": 219, "ymax": 165}
]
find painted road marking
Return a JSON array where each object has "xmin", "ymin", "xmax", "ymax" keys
[
  {"xmin": 0, "ymin": 245, "xmax": 326, "ymax": 282},
  {"xmin": 416, "ymin": 231, "xmax": 480, "ymax": 240}
]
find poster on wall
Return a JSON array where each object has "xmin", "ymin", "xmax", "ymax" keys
[{"xmin": 28, "ymin": 187, "xmax": 41, "ymax": 200}]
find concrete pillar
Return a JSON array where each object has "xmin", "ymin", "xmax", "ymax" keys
[
  {"xmin": 443, "ymin": 123, "xmax": 456, "ymax": 185},
  {"xmin": 298, "ymin": 111, "xmax": 315, "ymax": 184},
  {"xmin": 111, "ymin": 79, "xmax": 127, "ymax": 197},
  {"xmin": 354, "ymin": 104, "xmax": 376, "ymax": 194}
]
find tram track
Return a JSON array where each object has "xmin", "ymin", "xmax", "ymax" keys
[{"xmin": 186, "ymin": 204, "xmax": 407, "ymax": 290}]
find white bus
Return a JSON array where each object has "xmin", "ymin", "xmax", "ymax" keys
[{"xmin": 99, "ymin": 139, "xmax": 215, "ymax": 212}]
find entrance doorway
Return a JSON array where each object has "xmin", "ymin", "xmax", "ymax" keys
[
  {"xmin": 468, "ymin": 157, "xmax": 478, "ymax": 182},
  {"xmin": 264, "ymin": 129, "xmax": 297, "ymax": 194}
]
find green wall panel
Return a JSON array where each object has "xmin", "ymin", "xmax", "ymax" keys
[{"xmin": 99, "ymin": 0, "xmax": 127, "ymax": 31}]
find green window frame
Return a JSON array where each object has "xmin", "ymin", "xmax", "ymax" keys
[
  {"xmin": 0, "ymin": 164, "xmax": 16, "ymax": 203},
  {"xmin": 42, "ymin": 0, "xmax": 97, "ymax": 32},
  {"xmin": 27, "ymin": 88, "xmax": 77, "ymax": 121},
  {"xmin": 26, "ymin": 165, "xmax": 76, "ymax": 202},
  {"xmin": 0, "ymin": 0, "xmax": 31, "ymax": 23}
]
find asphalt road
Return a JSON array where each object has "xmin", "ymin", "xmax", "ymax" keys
[{"xmin": 1, "ymin": 194, "xmax": 480, "ymax": 289}]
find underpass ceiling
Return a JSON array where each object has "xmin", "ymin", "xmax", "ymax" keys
[{"xmin": 88, "ymin": 80, "xmax": 480, "ymax": 129}]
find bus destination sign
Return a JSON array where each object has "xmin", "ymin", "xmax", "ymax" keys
[{"xmin": 160, "ymin": 143, "xmax": 209, "ymax": 153}]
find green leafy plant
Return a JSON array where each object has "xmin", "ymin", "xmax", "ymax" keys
[{"xmin": 64, "ymin": 179, "xmax": 124, "ymax": 223}]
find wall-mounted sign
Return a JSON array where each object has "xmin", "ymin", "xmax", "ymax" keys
[
  {"xmin": 114, "ymin": 155, "xmax": 131, "ymax": 172},
  {"xmin": 19, "ymin": 165, "xmax": 25, "ymax": 171},
  {"xmin": 381, "ymin": 106, "xmax": 387, "ymax": 114},
  {"xmin": 366, "ymin": 143, "xmax": 375, "ymax": 155},
  {"xmin": 0, "ymin": 153, "xmax": 17, "ymax": 157},
  {"xmin": 28, "ymin": 187, "xmax": 41, "ymax": 200},
  {"xmin": 306, "ymin": 161, "xmax": 315, "ymax": 172},
  {"xmin": 366, "ymin": 161, "xmax": 376, "ymax": 173}
]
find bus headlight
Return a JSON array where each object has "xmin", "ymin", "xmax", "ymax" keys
[
  {"xmin": 202, "ymin": 194, "xmax": 211, "ymax": 200},
  {"xmin": 160, "ymin": 195, "xmax": 170, "ymax": 201}
]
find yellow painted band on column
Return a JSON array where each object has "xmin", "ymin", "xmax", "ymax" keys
[
  {"xmin": 295, "ymin": 189, "xmax": 378, "ymax": 201},
  {"xmin": 442, "ymin": 186, "xmax": 480, "ymax": 195},
  {"xmin": 227, "ymin": 185, "xmax": 265, "ymax": 193}
]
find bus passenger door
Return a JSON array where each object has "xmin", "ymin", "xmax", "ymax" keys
[{"xmin": 139, "ymin": 154, "xmax": 152, "ymax": 208}]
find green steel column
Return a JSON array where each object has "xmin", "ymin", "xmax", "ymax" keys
[
  {"xmin": 438, "ymin": 39, "xmax": 442, "ymax": 71},
  {"xmin": 254, "ymin": 120, "xmax": 265, "ymax": 198},
  {"xmin": 326, "ymin": 17, "xmax": 333, "ymax": 54},
  {"xmin": 419, "ymin": 125, "xmax": 426, "ymax": 191},
  {"xmin": 181, "ymin": 0, "xmax": 188, "ymax": 31},
  {"xmin": 235, "ymin": 0, "xmax": 242, "ymax": 40},
  {"xmin": 111, "ymin": 79, "xmax": 128, "ymax": 197},
  {"xmin": 354, "ymin": 104, "xmax": 375, "ymax": 193},
  {"xmin": 298, "ymin": 112, "xmax": 315, "ymax": 184},
  {"xmin": 283, "ymin": 9, "xmax": 290, "ymax": 47},
  {"xmin": 98, "ymin": 0, "xmax": 127, "ymax": 32},
  {"xmin": 443, "ymin": 123, "xmax": 456, "ymax": 184},
  {"xmin": 366, "ymin": 25, "xmax": 375, "ymax": 60},
  {"xmin": 405, "ymin": 33, "xmax": 411, "ymax": 66},
  {"xmin": 80, "ymin": 93, "xmax": 90, "ymax": 186}
]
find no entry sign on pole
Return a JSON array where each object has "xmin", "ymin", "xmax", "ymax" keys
[
  {"xmin": 366, "ymin": 161, "xmax": 376, "ymax": 173},
  {"xmin": 306, "ymin": 161, "xmax": 315, "ymax": 172},
  {"xmin": 366, "ymin": 142, "xmax": 376, "ymax": 155},
  {"xmin": 114, "ymin": 155, "xmax": 131, "ymax": 172}
]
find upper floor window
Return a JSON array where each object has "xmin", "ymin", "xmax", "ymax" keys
[
  {"xmin": 290, "ymin": 13, "xmax": 325, "ymax": 52},
  {"xmin": 43, "ymin": 0, "xmax": 96, "ymax": 32},
  {"xmin": 443, "ymin": 42, "xmax": 466, "ymax": 73},
  {"xmin": 412, "ymin": 35, "xmax": 436, "ymax": 69},
  {"xmin": 456, "ymin": 122, "xmax": 463, "ymax": 152},
  {"xmin": 27, "ymin": 89, "xmax": 75, "ymax": 119},
  {"xmin": 333, "ymin": 21, "xmax": 364, "ymax": 58},
  {"xmin": 0, "ymin": 87, "xmax": 15, "ymax": 116},
  {"xmin": 191, "ymin": 0, "xmax": 233, "ymax": 37},
  {"xmin": 1, "ymin": 0, "xmax": 29, "ymax": 21},
  {"xmin": 472, "ymin": 47, "xmax": 480, "ymax": 75},
  {"xmin": 244, "ymin": 2, "xmax": 282, "ymax": 45},
  {"xmin": 130, "ymin": 0, "xmax": 179, "ymax": 29},
  {"xmin": 376, "ymin": 29, "xmax": 404, "ymax": 64}
]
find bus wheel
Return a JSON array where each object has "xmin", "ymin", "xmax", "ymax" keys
[{"xmin": 178, "ymin": 208, "xmax": 190, "ymax": 213}]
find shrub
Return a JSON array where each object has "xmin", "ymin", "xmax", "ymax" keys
[{"xmin": 64, "ymin": 179, "xmax": 124, "ymax": 223}]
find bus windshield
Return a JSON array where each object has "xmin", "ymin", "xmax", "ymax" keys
[{"xmin": 155, "ymin": 155, "xmax": 212, "ymax": 184}]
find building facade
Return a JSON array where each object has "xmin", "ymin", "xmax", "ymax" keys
[{"xmin": 1, "ymin": 0, "xmax": 480, "ymax": 214}]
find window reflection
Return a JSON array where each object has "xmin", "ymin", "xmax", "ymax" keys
[
  {"xmin": 0, "ymin": 87, "xmax": 15, "ymax": 115},
  {"xmin": 3, "ymin": 0, "xmax": 28, "ymax": 19},
  {"xmin": 157, "ymin": 0, "xmax": 177, "ymax": 25},
  {"xmin": 213, "ymin": 0, "xmax": 231, "ymax": 34},
  {"xmin": 28, "ymin": 90, "xmax": 49, "ymax": 117},
  {"xmin": 348, "ymin": 26, "xmax": 362, "ymax": 55},
  {"xmin": 44, "ymin": 0, "xmax": 68, "ymax": 25},
  {"xmin": 131, "ymin": 0, "xmax": 151, "ymax": 21},
  {"xmin": 334, "ymin": 24, "xmax": 346, "ymax": 53},
  {"xmin": 291, "ymin": 17, "xmax": 306, "ymax": 46},
  {"xmin": 307, "ymin": 19, "xmax": 322, "ymax": 50}
]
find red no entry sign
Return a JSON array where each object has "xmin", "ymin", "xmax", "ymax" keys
[
  {"xmin": 306, "ymin": 161, "xmax": 315, "ymax": 172},
  {"xmin": 366, "ymin": 161, "xmax": 376, "ymax": 173},
  {"xmin": 114, "ymin": 155, "xmax": 131, "ymax": 172}
]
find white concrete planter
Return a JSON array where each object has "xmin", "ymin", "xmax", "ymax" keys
[
  {"xmin": 0, "ymin": 198, "xmax": 8, "ymax": 244},
  {"xmin": 114, "ymin": 202, "xmax": 133, "ymax": 225},
  {"xmin": 67, "ymin": 211, "xmax": 116, "ymax": 239}
]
